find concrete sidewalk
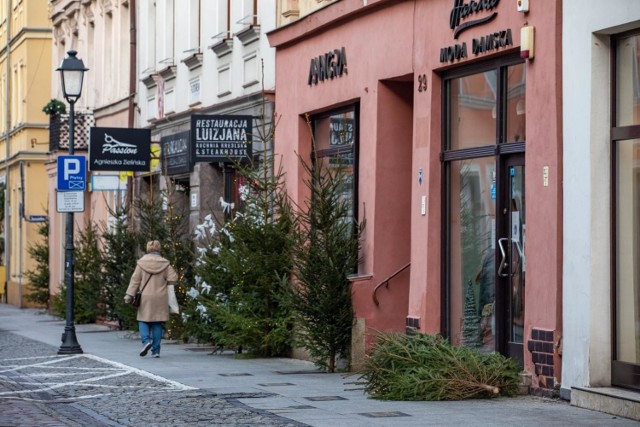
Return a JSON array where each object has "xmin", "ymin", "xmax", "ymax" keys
[{"xmin": 0, "ymin": 304, "xmax": 635, "ymax": 427}]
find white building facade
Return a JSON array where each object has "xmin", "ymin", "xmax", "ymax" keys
[
  {"xmin": 562, "ymin": 0, "xmax": 640, "ymax": 419},
  {"xmin": 136, "ymin": 0, "xmax": 276, "ymax": 227}
]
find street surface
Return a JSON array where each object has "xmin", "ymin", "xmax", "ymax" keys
[
  {"xmin": 1, "ymin": 306, "xmax": 638, "ymax": 427},
  {"xmin": 0, "ymin": 331, "xmax": 301, "ymax": 426}
]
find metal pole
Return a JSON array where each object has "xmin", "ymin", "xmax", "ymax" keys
[{"xmin": 58, "ymin": 100, "xmax": 82, "ymax": 354}]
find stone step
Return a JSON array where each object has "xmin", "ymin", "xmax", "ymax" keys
[{"xmin": 572, "ymin": 386, "xmax": 640, "ymax": 421}]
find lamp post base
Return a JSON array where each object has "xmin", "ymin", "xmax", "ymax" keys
[{"xmin": 58, "ymin": 326, "xmax": 83, "ymax": 354}]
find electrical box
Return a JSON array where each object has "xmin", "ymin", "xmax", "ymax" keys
[{"xmin": 517, "ymin": 0, "xmax": 529, "ymax": 12}]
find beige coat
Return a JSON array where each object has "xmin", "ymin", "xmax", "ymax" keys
[{"xmin": 126, "ymin": 253, "xmax": 178, "ymax": 322}]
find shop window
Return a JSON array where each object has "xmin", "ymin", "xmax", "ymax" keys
[
  {"xmin": 312, "ymin": 105, "xmax": 358, "ymax": 229},
  {"xmin": 612, "ymin": 31, "xmax": 640, "ymax": 390},
  {"xmin": 449, "ymin": 71, "xmax": 497, "ymax": 151}
]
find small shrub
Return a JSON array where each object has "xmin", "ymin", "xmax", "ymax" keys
[
  {"xmin": 42, "ymin": 99, "xmax": 66, "ymax": 116},
  {"xmin": 24, "ymin": 220, "xmax": 50, "ymax": 308}
]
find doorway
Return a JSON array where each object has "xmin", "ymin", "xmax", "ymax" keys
[
  {"xmin": 497, "ymin": 154, "xmax": 525, "ymax": 364},
  {"xmin": 442, "ymin": 54, "xmax": 526, "ymax": 364}
]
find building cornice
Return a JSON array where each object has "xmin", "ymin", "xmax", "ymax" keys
[{"xmin": 268, "ymin": 0, "xmax": 400, "ymax": 49}]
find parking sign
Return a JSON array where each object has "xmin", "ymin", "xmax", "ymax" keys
[{"xmin": 57, "ymin": 155, "xmax": 86, "ymax": 191}]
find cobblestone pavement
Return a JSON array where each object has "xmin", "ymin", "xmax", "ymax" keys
[{"xmin": 0, "ymin": 330, "xmax": 307, "ymax": 426}]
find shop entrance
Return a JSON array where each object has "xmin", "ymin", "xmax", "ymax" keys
[
  {"xmin": 443, "ymin": 54, "xmax": 526, "ymax": 364},
  {"xmin": 496, "ymin": 154, "xmax": 525, "ymax": 365}
]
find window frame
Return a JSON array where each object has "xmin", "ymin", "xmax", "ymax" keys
[{"xmin": 310, "ymin": 103, "xmax": 360, "ymax": 256}]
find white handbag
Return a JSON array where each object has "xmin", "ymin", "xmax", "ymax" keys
[{"xmin": 168, "ymin": 284, "xmax": 180, "ymax": 314}]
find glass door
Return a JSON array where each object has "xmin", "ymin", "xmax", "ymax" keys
[
  {"xmin": 497, "ymin": 155, "xmax": 525, "ymax": 365},
  {"xmin": 443, "ymin": 54, "xmax": 526, "ymax": 363}
]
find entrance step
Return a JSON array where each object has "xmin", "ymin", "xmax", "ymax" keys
[{"xmin": 572, "ymin": 386, "xmax": 640, "ymax": 421}]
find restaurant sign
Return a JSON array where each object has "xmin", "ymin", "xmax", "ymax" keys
[{"xmin": 191, "ymin": 115, "xmax": 252, "ymax": 163}]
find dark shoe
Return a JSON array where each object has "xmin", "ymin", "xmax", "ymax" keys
[
  {"xmin": 152, "ymin": 354, "xmax": 160, "ymax": 358},
  {"xmin": 140, "ymin": 342, "xmax": 152, "ymax": 357}
]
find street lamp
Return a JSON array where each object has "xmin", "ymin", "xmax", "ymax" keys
[{"xmin": 57, "ymin": 50, "xmax": 88, "ymax": 355}]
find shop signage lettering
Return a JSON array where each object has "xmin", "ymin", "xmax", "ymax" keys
[
  {"xmin": 89, "ymin": 127, "xmax": 151, "ymax": 172},
  {"xmin": 440, "ymin": 43, "xmax": 469, "ymax": 62},
  {"xmin": 450, "ymin": 0, "xmax": 500, "ymax": 39},
  {"xmin": 440, "ymin": 28, "xmax": 512, "ymax": 63},
  {"xmin": 191, "ymin": 114, "xmax": 252, "ymax": 163},
  {"xmin": 161, "ymin": 130, "xmax": 192, "ymax": 175},
  {"xmin": 472, "ymin": 29, "xmax": 512, "ymax": 54},
  {"xmin": 308, "ymin": 47, "xmax": 347, "ymax": 86}
]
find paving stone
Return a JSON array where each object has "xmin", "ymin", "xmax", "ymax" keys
[{"xmin": 0, "ymin": 330, "xmax": 307, "ymax": 426}]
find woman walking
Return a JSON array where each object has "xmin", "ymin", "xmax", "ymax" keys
[{"xmin": 124, "ymin": 240, "xmax": 178, "ymax": 358}]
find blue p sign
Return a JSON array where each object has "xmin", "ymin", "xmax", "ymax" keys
[
  {"xmin": 57, "ymin": 155, "xmax": 86, "ymax": 191},
  {"xmin": 64, "ymin": 158, "xmax": 80, "ymax": 180}
]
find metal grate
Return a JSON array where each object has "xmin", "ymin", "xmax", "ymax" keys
[{"xmin": 49, "ymin": 111, "xmax": 95, "ymax": 152}]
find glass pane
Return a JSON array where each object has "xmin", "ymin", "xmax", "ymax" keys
[
  {"xmin": 508, "ymin": 165, "xmax": 525, "ymax": 343},
  {"xmin": 617, "ymin": 35, "xmax": 640, "ymax": 126},
  {"xmin": 449, "ymin": 71, "xmax": 497, "ymax": 150},
  {"xmin": 314, "ymin": 108, "xmax": 356, "ymax": 228},
  {"xmin": 449, "ymin": 158, "xmax": 496, "ymax": 353},
  {"xmin": 616, "ymin": 138, "xmax": 640, "ymax": 363},
  {"xmin": 317, "ymin": 153, "xmax": 354, "ymax": 227},
  {"xmin": 314, "ymin": 110, "xmax": 355, "ymax": 151},
  {"xmin": 506, "ymin": 64, "xmax": 526, "ymax": 143}
]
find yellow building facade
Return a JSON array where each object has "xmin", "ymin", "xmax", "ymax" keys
[{"xmin": 0, "ymin": 0, "xmax": 52, "ymax": 306}]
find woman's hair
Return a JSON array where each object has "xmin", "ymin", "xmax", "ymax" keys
[{"xmin": 146, "ymin": 240, "xmax": 162, "ymax": 253}]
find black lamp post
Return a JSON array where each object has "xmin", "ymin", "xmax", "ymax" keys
[{"xmin": 57, "ymin": 50, "xmax": 88, "ymax": 355}]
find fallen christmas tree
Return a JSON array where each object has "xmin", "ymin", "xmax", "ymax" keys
[{"xmin": 353, "ymin": 332, "xmax": 520, "ymax": 401}]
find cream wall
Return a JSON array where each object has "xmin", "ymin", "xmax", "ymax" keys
[
  {"xmin": 49, "ymin": 0, "xmax": 132, "ymax": 300},
  {"xmin": 0, "ymin": 0, "xmax": 52, "ymax": 306},
  {"xmin": 562, "ymin": 0, "xmax": 640, "ymax": 396}
]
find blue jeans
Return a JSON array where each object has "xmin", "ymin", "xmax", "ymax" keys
[{"xmin": 139, "ymin": 321, "xmax": 163, "ymax": 355}]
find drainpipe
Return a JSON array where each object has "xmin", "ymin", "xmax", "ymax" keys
[
  {"xmin": 127, "ymin": 0, "xmax": 136, "ymax": 219},
  {"xmin": 4, "ymin": 0, "xmax": 11, "ymax": 305},
  {"xmin": 17, "ymin": 161, "xmax": 23, "ymax": 307}
]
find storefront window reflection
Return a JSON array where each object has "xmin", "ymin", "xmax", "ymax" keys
[
  {"xmin": 615, "ymin": 139, "xmax": 640, "ymax": 364},
  {"xmin": 506, "ymin": 64, "xmax": 526, "ymax": 143},
  {"xmin": 617, "ymin": 35, "xmax": 640, "ymax": 127},
  {"xmin": 449, "ymin": 71, "xmax": 497, "ymax": 150},
  {"xmin": 449, "ymin": 158, "xmax": 496, "ymax": 353},
  {"xmin": 313, "ymin": 108, "xmax": 357, "ymax": 227}
]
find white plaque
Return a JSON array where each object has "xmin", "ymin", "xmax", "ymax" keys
[{"xmin": 56, "ymin": 191, "xmax": 85, "ymax": 213}]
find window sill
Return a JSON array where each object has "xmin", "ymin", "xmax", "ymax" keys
[{"xmin": 210, "ymin": 39, "xmax": 233, "ymax": 58}]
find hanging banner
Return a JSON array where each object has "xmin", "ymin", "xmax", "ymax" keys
[
  {"xmin": 89, "ymin": 127, "xmax": 151, "ymax": 172},
  {"xmin": 161, "ymin": 131, "xmax": 192, "ymax": 175},
  {"xmin": 191, "ymin": 115, "xmax": 252, "ymax": 163}
]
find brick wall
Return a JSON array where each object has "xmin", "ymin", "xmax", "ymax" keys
[{"xmin": 528, "ymin": 328, "xmax": 557, "ymax": 393}]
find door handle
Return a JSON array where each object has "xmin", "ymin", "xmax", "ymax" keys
[
  {"xmin": 498, "ymin": 237, "xmax": 509, "ymax": 277},
  {"xmin": 498, "ymin": 238, "xmax": 523, "ymax": 277}
]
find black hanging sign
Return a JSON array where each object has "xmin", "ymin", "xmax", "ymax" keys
[
  {"xmin": 191, "ymin": 115, "xmax": 252, "ymax": 163},
  {"xmin": 161, "ymin": 131, "xmax": 192, "ymax": 175},
  {"xmin": 89, "ymin": 127, "xmax": 151, "ymax": 172}
]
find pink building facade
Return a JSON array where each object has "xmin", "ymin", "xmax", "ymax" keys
[{"xmin": 269, "ymin": 0, "xmax": 562, "ymax": 394}]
